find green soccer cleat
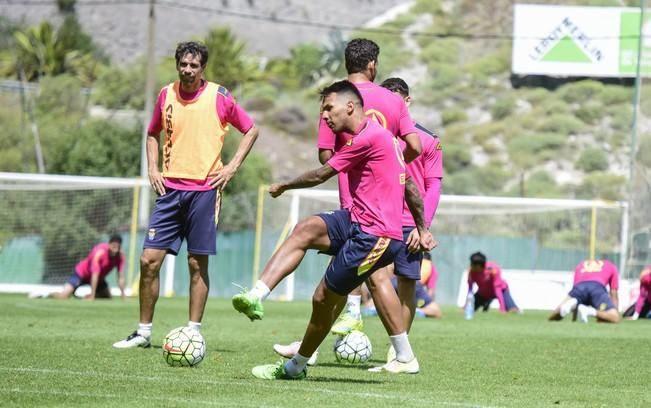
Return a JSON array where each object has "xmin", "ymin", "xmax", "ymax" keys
[
  {"xmin": 232, "ymin": 291, "xmax": 264, "ymax": 321},
  {"xmin": 252, "ymin": 361, "xmax": 307, "ymax": 380},
  {"xmin": 330, "ymin": 311, "xmax": 363, "ymax": 336}
]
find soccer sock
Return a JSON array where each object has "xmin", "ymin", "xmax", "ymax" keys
[
  {"xmin": 137, "ymin": 322, "xmax": 152, "ymax": 338},
  {"xmin": 251, "ymin": 280, "xmax": 271, "ymax": 302},
  {"xmin": 187, "ymin": 321, "xmax": 201, "ymax": 331},
  {"xmin": 284, "ymin": 353, "xmax": 310, "ymax": 376},
  {"xmin": 583, "ymin": 306, "xmax": 597, "ymax": 317},
  {"xmin": 559, "ymin": 297, "xmax": 578, "ymax": 317},
  {"xmin": 389, "ymin": 332, "xmax": 415, "ymax": 363},
  {"xmin": 346, "ymin": 295, "xmax": 362, "ymax": 317}
]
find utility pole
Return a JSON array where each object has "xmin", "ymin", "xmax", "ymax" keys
[
  {"xmin": 626, "ymin": 0, "xmax": 646, "ymax": 278},
  {"xmin": 139, "ymin": 0, "xmax": 157, "ymax": 227}
]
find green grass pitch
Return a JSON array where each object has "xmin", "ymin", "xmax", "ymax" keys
[{"xmin": 1, "ymin": 294, "xmax": 649, "ymax": 407}]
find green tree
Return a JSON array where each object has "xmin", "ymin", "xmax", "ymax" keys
[
  {"xmin": 576, "ymin": 147, "xmax": 608, "ymax": 172},
  {"xmin": 203, "ymin": 28, "xmax": 260, "ymax": 90}
]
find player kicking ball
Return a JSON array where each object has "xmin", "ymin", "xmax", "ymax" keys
[
  {"xmin": 247, "ymin": 81, "xmax": 434, "ymax": 379},
  {"xmin": 549, "ymin": 259, "xmax": 620, "ymax": 323}
]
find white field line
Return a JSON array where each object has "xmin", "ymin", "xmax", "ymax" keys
[
  {"xmin": 0, "ymin": 366, "xmax": 500, "ymax": 408},
  {"xmin": 0, "ymin": 387, "xmax": 273, "ymax": 407}
]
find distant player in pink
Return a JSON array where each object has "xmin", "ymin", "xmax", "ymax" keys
[
  {"xmin": 549, "ymin": 259, "xmax": 620, "ymax": 323},
  {"xmin": 467, "ymin": 252, "xmax": 519, "ymax": 313},
  {"xmin": 51, "ymin": 235, "xmax": 125, "ymax": 300},
  {"xmin": 627, "ymin": 267, "xmax": 651, "ymax": 320}
]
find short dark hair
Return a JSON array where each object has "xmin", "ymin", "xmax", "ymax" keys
[
  {"xmin": 175, "ymin": 41, "xmax": 209, "ymax": 66},
  {"xmin": 320, "ymin": 80, "xmax": 365, "ymax": 107},
  {"xmin": 344, "ymin": 38, "xmax": 380, "ymax": 74},
  {"xmin": 109, "ymin": 234, "xmax": 123, "ymax": 245},
  {"xmin": 470, "ymin": 252, "xmax": 486, "ymax": 265},
  {"xmin": 381, "ymin": 77, "xmax": 409, "ymax": 97}
]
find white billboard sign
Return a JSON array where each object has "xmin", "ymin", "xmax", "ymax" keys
[{"xmin": 513, "ymin": 4, "xmax": 651, "ymax": 77}]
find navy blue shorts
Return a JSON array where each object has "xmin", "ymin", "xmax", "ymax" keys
[
  {"xmin": 318, "ymin": 210, "xmax": 402, "ymax": 296},
  {"xmin": 474, "ymin": 289, "xmax": 518, "ymax": 311},
  {"xmin": 569, "ymin": 281, "xmax": 615, "ymax": 311},
  {"xmin": 390, "ymin": 276, "xmax": 433, "ymax": 307},
  {"xmin": 66, "ymin": 272, "xmax": 108, "ymax": 292},
  {"xmin": 393, "ymin": 227, "xmax": 423, "ymax": 280},
  {"xmin": 144, "ymin": 188, "xmax": 219, "ymax": 255}
]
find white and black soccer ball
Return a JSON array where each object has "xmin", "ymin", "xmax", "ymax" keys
[
  {"xmin": 162, "ymin": 327, "xmax": 206, "ymax": 367},
  {"xmin": 333, "ymin": 330, "xmax": 372, "ymax": 364}
]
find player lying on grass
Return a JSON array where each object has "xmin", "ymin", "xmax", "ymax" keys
[
  {"xmin": 549, "ymin": 259, "xmax": 620, "ymax": 323},
  {"xmin": 624, "ymin": 266, "xmax": 651, "ymax": 320},
  {"xmin": 46, "ymin": 234, "xmax": 125, "ymax": 300},
  {"xmin": 243, "ymin": 81, "xmax": 435, "ymax": 379},
  {"xmin": 274, "ymin": 77, "xmax": 443, "ymax": 365},
  {"xmin": 466, "ymin": 252, "xmax": 520, "ymax": 313},
  {"xmin": 113, "ymin": 41, "xmax": 259, "ymax": 348}
]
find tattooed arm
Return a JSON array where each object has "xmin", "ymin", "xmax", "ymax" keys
[{"xmin": 405, "ymin": 179, "xmax": 437, "ymax": 252}]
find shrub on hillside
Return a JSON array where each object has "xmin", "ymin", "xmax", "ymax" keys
[
  {"xmin": 558, "ymin": 80, "xmax": 604, "ymax": 104},
  {"xmin": 636, "ymin": 135, "xmax": 651, "ymax": 167},
  {"xmin": 536, "ymin": 97, "xmax": 570, "ymax": 116},
  {"xmin": 441, "ymin": 108, "xmax": 467, "ymax": 126},
  {"xmin": 442, "ymin": 142, "xmax": 472, "ymax": 173},
  {"xmin": 600, "ymin": 85, "xmax": 632, "ymax": 105},
  {"xmin": 538, "ymin": 113, "xmax": 584, "ymax": 135},
  {"xmin": 575, "ymin": 100, "xmax": 604, "ymax": 125},
  {"xmin": 573, "ymin": 172, "xmax": 625, "ymax": 201},
  {"xmin": 576, "ymin": 147, "xmax": 608, "ymax": 172},
  {"xmin": 607, "ymin": 104, "xmax": 633, "ymax": 131},
  {"xmin": 491, "ymin": 96, "xmax": 515, "ymax": 120},
  {"xmin": 508, "ymin": 133, "xmax": 566, "ymax": 158}
]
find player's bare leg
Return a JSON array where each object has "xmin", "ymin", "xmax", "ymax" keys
[
  {"xmin": 188, "ymin": 254, "xmax": 209, "ymax": 325},
  {"xmin": 548, "ymin": 296, "xmax": 577, "ymax": 321},
  {"xmin": 233, "ymin": 216, "xmax": 330, "ymax": 320},
  {"xmin": 259, "ymin": 216, "xmax": 330, "ymax": 290},
  {"xmin": 139, "ymin": 248, "xmax": 166, "ymax": 323},
  {"xmin": 420, "ymin": 302, "xmax": 442, "ymax": 318},
  {"xmin": 113, "ymin": 247, "xmax": 164, "ymax": 348},
  {"xmin": 396, "ymin": 276, "xmax": 417, "ymax": 332},
  {"xmin": 366, "ymin": 268, "xmax": 406, "ymax": 336},
  {"xmin": 49, "ymin": 283, "xmax": 75, "ymax": 299},
  {"xmin": 595, "ymin": 309, "xmax": 621, "ymax": 323}
]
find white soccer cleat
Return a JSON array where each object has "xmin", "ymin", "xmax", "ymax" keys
[
  {"xmin": 112, "ymin": 331, "xmax": 151, "ymax": 349},
  {"xmin": 386, "ymin": 345, "xmax": 396, "ymax": 363},
  {"xmin": 577, "ymin": 304, "xmax": 591, "ymax": 324},
  {"xmin": 272, "ymin": 341, "xmax": 318, "ymax": 366},
  {"xmin": 368, "ymin": 357, "xmax": 420, "ymax": 374}
]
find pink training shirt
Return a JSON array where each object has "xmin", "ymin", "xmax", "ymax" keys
[
  {"xmin": 423, "ymin": 262, "xmax": 438, "ymax": 291},
  {"xmin": 468, "ymin": 261, "xmax": 510, "ymax": 312},
  {"xmin": 327, "ymin": 119, "xmax": 405, "ymax": 240},
  {"xmin": 401, "ymin": 123, "xmax": 443, "ymax": 228},
  {"xmin": 317, "ymin": 81, "xmax": 417, "ymax": 209},
  {"xmin": 147, "ymin": 80, "xmax": 255, "ymax": 191},
  {"xmin": 634, "ymin": 267, "xmax": 651, "ymax": 314},
  {"xmin": 75, "ymin": 243, "xmax": 124, "ymax": 281},
  {"xmin": 573, "ymin": 260, "xmax": 619, "ymax": 290}
]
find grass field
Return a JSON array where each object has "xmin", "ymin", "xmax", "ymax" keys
[{"xmin": 1, "ymin": 294, "xmax": 649, "ymax": 407}]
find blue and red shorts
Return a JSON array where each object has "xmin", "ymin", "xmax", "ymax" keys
[
  {"xmin": 318, "ymin": 209, "xmax": 402, "ymax": 296},
  {"xmin": 66, "ymin": 272, "xmax": 108, "ymax": 292},
  {"xmin": 569, "ymin": 281, "xmax": 616, "ymax": 311},
  {"xmin": 144, "ymin": 188, "xmax": 219, "ymax": 255},
  {"xmin": 393, "ymin": 226, "xmax": 423, "ymax": 280}
]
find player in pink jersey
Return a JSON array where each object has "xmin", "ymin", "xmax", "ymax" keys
[
  {"xmin": 627, "ymin": 267, "xmax": 651, "ymax": 320},
  {"xmin": 114, "ymin": 41, "xmax": 259, "ymax": 349},
  {"xmin": 466, "ymin": 252, "xmax": 520, "ymax": 313},
  {"xmin": 49, "ymin": 235, "xmax": 125, "ymax": 300},
  {"xmin": 236, "ymin": 81, "xmax": 434, "ymax": 379},
  {"xmin": 549, "ymin": 259, "xmax": 620, "ymax": 323}
]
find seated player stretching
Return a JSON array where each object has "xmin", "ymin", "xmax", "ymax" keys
[
  {"xmin": 466, "ymin": 252, "xmax": 519, "ymax": 313},
  {"xmin": 242, "ymin": 80, "xmax": 434, "ymax": 379},
  {"xmin": 549, "ymin": 259, "xmax": 620, "ymax": 323}
]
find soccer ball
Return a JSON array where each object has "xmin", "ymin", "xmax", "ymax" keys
[
  {"xmin": 162, "ymin": 327, "xmax": 206, "ymax": 367},
  {"xmin": 333, "ymin": 330, "xmax": 372, "ymax": 364}
]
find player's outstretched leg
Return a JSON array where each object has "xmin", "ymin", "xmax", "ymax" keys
[
  {"xmin": 252, "ymin": 279, "xmax": 345, "ymax": 380},
  {"xmin": 233, "ymin": 216, "xmax": 330, "ymax": 321},
  {"xmin": 113, "ymin": 248, "xmax": 165, "ymax": 349},
  {"xmin": 578, "ymin": 304, "xmax": 620, "ymax": 323},
  {"xmin": 549, "ymin": 297, "xmax": 578, "ymax": 321}
]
